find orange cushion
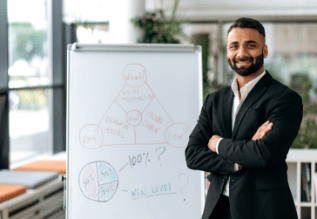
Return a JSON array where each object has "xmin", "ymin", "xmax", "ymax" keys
[
  {"xmin": 14, "ymin": 160, "xmax": 66, "ymax": 175},
  {"xmin": 0, "ymin": 185, "xmax": 27, "ymax": 203}
]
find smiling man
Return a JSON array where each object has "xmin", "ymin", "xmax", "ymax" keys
[{"xmin": 185, "ymin": 18, "xmax": 303, "ymax": 219}]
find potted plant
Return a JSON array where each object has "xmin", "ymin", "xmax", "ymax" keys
[{"xmin": 131, "ymin": 0, "xmax": 185, "ymax": 44}]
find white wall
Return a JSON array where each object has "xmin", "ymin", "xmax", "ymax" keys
[
  {"xmin": 63, "ymin": 0, "xmax": 145, "ymax": 44},
  {"xmin": 157, "ymin": 0, "xmax": 317, "ymax": 21}
]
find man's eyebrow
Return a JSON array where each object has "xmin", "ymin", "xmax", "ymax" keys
[
  {"xmin": 229, "ymin": 41, "xmax": 238, "ymax": 45},
  {"xmin": 245, "ymin": 40, "xmax": 257, "ymax": 44},
  {"xmin": 228, "ymin": 40, "xmax": 258, "ymax": 46}
]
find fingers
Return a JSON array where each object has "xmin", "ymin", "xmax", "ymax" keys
[
  {"xmin": 207, "ymin": 135, "xmax": 222, "ymax": 152},
  {"xmin": 259, "ymin": 121, "xmax": 270, "ymax": 131},
  {"xmin": 252, "ymin": 121, "xmax": 273, "ymax": 140},
  {"xmin": 255, "ymin": 122, "xmax": 267, "ymax": 134},
  {"xmin": 261, "ymin": 122, "xmax": 273, "ymax": 137},
  {"xmin": 262, "ymin": 122, "xmax": 273, "ymax": 133}
]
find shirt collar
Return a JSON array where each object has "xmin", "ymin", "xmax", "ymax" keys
[{"xmin": 231, "ymin": 70, "xmax": 266, "ymax": 99}]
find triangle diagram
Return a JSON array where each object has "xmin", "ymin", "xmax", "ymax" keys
[
  {"xmin": 80, "ymin": 63, "xmax": 191, "ymax": 149},
  {"xmin": 135, "ymin": 97, "xmax": 173, "ymax": 144},
  {"xmin": 115, "ymin": 84, "xmax": 155, "ymax": 113},
  {"xmin": 98, "ymin": 101, "xmax": 136, "ymax": 146}
]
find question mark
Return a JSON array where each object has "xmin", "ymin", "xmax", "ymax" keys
[
  {"xmin": 155, "ymin": 147, "xmax": 166, "ymax": 166},
  {"xmin": 182, "ymin": 127, "xmax": 189, "ymax": 140},
  {"xmin": 178, "ymin": 173, "xmax": 189, "ymax": 202}
]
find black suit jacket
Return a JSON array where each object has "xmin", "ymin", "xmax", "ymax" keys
[{"xmin": 185, "ymin": 72, "xmax": 303, "ymax": 219}]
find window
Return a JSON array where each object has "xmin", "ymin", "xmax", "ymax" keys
[
  {"xmin": 8, "ymin": 0, "xmax": 51, "ymax": 88},
  {"xmin": 1, "ymin": 0, "xmax": 66, "ymax": 168},
  {"xmin": 7, "ymin": 0, "xmax": 53, "ymax": 165},
  {"xmin": 9, "ymin": 89, "xmax": 52, "ymax": 163}
]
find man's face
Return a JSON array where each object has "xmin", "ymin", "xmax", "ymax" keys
[{"xmin": 227, "ymin": 27, "xmax": 268, "ymax": 77}]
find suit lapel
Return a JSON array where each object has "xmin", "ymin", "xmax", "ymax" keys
[
  {"xmin": 221, "ymin": 87, "xmax": 234, "ymax": 138},
  {"xmin": 231, "ymin": 71, "xmax": 273, "ymax": 139}
]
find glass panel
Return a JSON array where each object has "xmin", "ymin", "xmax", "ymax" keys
[
  {"xmin": 301, "ymin": 207, "xmax": 311, "ymax": 219},
  {"xmin": 8, "ymin": 0, "xmax": 50, "ymax": 88},
  {"xmin": 9, "ymin": 89, "xmax": 52, "ymax": 165},
  {"xmin": 301, "ymin": 163, "xmax": 312, "ymax": 202},
  {"xmin": 287, "ymin": 162, "xmax": 298, "ymax": 204}
]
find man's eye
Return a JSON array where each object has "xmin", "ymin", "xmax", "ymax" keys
[
  {"xmin": 230, "ymin": 45, "xmax": 238, "ymax": 49},
  {"xmin": 248, "ymin": 44, "xmax": 256, "ymax": 48}
]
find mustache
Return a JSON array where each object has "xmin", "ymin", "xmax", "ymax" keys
[{"xmin": 234, "ymin": 56, "xmax": 254, "ymax": 62}]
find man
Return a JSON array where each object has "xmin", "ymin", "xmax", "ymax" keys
[{"xmin": 185, "ymin": 17, "xmax": 303, "ymax": 219}]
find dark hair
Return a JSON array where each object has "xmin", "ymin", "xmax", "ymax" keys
[{"xmin": 227, "ymin": 17, "xmax": 265, "ymax": 43}]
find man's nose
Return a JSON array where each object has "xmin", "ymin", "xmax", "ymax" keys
[{"xmin": 236, "ymin": 46, "xmax": 249, "ymax": 60}]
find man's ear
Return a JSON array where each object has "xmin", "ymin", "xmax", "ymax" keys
[{"xmin": 263, "ymin": 45, "xmax": 268, "ymax": 58}]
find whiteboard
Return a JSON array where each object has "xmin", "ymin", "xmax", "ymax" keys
[{"xmin": 66, "ymin": 43, "xmax": 204, "ymax": 219}]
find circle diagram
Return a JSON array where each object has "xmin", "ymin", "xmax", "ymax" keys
[
  {"xmin": 126, "ymin": 110, "xmax": 142, "ymax": 126},
  {"xmin": 79, "ymin": 161, "xmax": 119, "ymax": 202},
  {"xmin": 164, "ymin": 123, "xmax": 191, "ymax": 148},
  {"xmin": 122, "ymin": 63, "xmax": 147, "ymax": 87},
  {"xmin": 79, "ymin": 124, "xmax": 103, "ymax": 149}
]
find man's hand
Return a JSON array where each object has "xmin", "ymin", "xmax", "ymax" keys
[
  {"xmin": 252, "ymin": 121, "xmax": 273, "ymax": 140},
  {"xmin": 208, "ymin": 135, "xmax": 222, "ymax": 152},
  {"xmin": 207, "ymin": 121, "xmax": 273, "ymax": 170}
]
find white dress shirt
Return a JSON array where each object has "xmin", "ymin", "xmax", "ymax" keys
[{"xmin": 216, "ymin": 70, "xmax": 266, "ymax": 197}]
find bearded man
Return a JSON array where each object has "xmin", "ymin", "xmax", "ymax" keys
[{"xmin": 185, "ymin": 17, "xmax": 302, "ymax": 219}]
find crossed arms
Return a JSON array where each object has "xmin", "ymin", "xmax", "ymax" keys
[
  {"xmin": 185, "ymin": 91, "xmax": 303, "ymax": 174},
  {"xmin": 208, "ymin": 121, "xmax": 274, "ymax": 170}
]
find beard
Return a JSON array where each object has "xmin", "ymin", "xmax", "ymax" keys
[{"xmin": 228, "ymin": 51, "xmax": 264, "ymax": 77}]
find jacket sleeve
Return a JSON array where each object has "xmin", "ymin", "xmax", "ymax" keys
[
  {"xmin": 218, "ymin": 91, "xmax": 303, "ymax": 169},
  {"xmin": 185, "ymin": 94, "xmax": 235, "ymax": 174}
]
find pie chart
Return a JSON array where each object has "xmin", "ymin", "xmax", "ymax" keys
[{"xmin": 79, "ymin": 161, "xmax": 119, "ymax": 202}]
